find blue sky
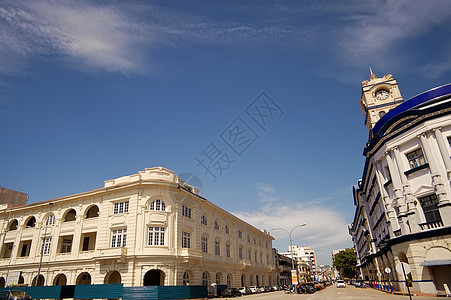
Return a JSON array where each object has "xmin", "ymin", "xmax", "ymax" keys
[{"xmin": 1, "ymin": 0, "xmax": 451, "ymax": 266}]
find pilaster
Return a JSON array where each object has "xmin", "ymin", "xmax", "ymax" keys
[
  {"xmin": 375, "ymin": 162, "xmax": 398, "ymax": 236},
  {"xmin": 419, "ymin": 132, "xmax": 448, "ymax": 205},
  {"xmin": 433, "ymin": 127, "xmax": 451, "ymax": 180}
]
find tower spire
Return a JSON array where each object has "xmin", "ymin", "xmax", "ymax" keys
[{"xmin": 369, "ymin": 66, "xmax": 377, "ymax": 80}]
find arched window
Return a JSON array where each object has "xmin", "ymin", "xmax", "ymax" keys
[
  {"xmin": 202, "ymin": 272, "xmax": 209, "ymax": 286},
  {"xmin": 85, "ymin": 206, "xmax": 99, "ymax": 218},
  {"xmin": 215, "ymin": 273, "xmax": 221, "ymax": 285},
  {"xmin": 214, "ymin": 221, "xmax": 219, "ymax": 230},
  {"xmin": 46, "ymin": 214, "xmax": 55, "ymax": 225},
  {"xmin": 201, "ymin": 215, "xmax": 207, "ymax": 226},
  {"xmin": 8, "ymin": 220, "xmax": 18, "ymax": 231},
  {"xmin": 26, "ymin": 217, "xmax": 36, "ymax": 228},
  {"xmin": 64, "ymin": 209, "xmax": 76, "ymax": 222},
  {"xmin": 183, "ymin": 272, "xmax": 190, "ymax": 286},
  {"xmin": 149, "ymin": 199, "xmax": 166, "ymax": 211},
  {"xmin": 227, "ymin": 274, "xmax": 232, "ymax": 287}
]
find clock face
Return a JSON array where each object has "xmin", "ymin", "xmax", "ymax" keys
[{"xmin": 375, "ymin": 89, "xmax": 390, "ymax": 100}]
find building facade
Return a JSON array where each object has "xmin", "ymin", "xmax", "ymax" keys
[
  {"xmin": 280, "ymin": 245, "xmax": 317, "ymax": 282},
  {"xmin": 272, "ymin": 249, "xmax": 293, "ymax": 286},
  {"xmin": 0, "ymin": 167, "xmax": 276, "ymax": 288},
  {"xmin": 349, "ymin": 72, "xmax": 451, "ymax": 295}
]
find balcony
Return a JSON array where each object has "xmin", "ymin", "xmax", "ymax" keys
[
  {"xmin": 419, "ymin": 220, "xmax": 444, "ymax": 230},
  {"xmin": 94, "ymin": 247, "xmax": 127, "ymax": 261},
  {"xmin": 82, "ymin": 217, "xmax": 99, "ymax": 229}
]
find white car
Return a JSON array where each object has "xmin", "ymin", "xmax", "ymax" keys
[
  {"xmin": 249, "ymin": 286, "xmax": 259, "ymax": 293},
  {"xmin": 336, "ymin": 280, "xmax": 346, "ymax": 288}
]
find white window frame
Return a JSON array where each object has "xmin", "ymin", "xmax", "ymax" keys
[
  {"xmin": 201, "ymin": 215, "xmax": 208, "ymax": 226},
  {"xmin": 226, "ymin": 244, "xmax": 231, "ymax": 258},
  {"xmin": 46, "ymin": 214, "xmax": 55, "ymax": 226},
  {"xmin": 111, "ymin": 229, "xmax": 127, "ymax": 247},
  {"xmin": 406, "ymin": 148, "xmax": 426, "ymax": 169},
  {"xmin": 148, "ymin": 226, "xmax": 165, "ymax": 246},
  {"xmin": 113, "ymin": 201, "xmax": 129, "ymax": 214},
  {"xmin": 41, "ymin": 237, "xmax": 51, "ymax": 255},
  {"xmin": 201, "ymin": 237, "xmax": 208, "ymax": 253},
  {"xmin": 182, "ymin": 231, "xmax": 191, "ymax": 248},
  {"xmin": 149, "ymin": 199, "xmax": 166, "ymax": 211},
  {"xmin": 182, "ymin": 206, "xmax": 192, "ymax": 218},
  {"xmin": 215, "ymin": 241, "xmax": 220, "ymax": 256}
]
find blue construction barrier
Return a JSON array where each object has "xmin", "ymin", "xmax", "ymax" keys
[{"xmin": 1, "ymin": 284, "xmax": 208, "ymax": 299}]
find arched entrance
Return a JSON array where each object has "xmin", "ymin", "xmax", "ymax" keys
[
  {"xmin": 18, "ymin": 276, "xmax": 24, "ymax": 284},
  {"xmin": 32, "ymin": 274, "xmax": 45, "ymax": 286},
  {"xmin": 143, "ymin": 270, "xmax": 164, "ymax": 286},
  {"xmin": 104, "ymin": 271, "xmax": 121, "ymax": 284},
  {"xmin": 76, "ymin": 272, "xmax": 91, "ymax": 285},
  {"xmin": 256, "ymin": 275, "xmax": 259, "ymax": 287},
  {"xmin": 53, "ymin": 274, "xmax": 67, "ymax": 286},
  {"xmin": 241, "ymin": 274, "xmax": 245, "ymax": 287},
  {"xmin": 183, "ymin": 272, "xmax": 190, "ymax": 286},
  {"xmin": 0, "ymin": 277, "xmax": 5, "ymax": 287}
]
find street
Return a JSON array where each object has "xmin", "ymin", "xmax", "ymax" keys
[{"xmin": 230, "ymin": 286, "xmax": 438, "ymax": 300}]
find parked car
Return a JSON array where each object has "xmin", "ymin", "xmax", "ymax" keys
[
  {"xmin": 249, "ymin": 286, "xmax": 259, "ymax": 294},
  {"xmin": 220, "ymin": 288, "xmax": 242, "ymax": 297},
  {"xmin": 336, "ymin": 280, "xmax": 346, "ymax": 288},
  {"xmin": 354, "ymin": 279, "xmax": 364, "ymax": 288},
  {"xmin": 0, "ymin": 290, "xmax": 32, "ymax": 300},
  {"xmin": 238, "ymin": 287, "xmax": 251, "ymax": 295}
]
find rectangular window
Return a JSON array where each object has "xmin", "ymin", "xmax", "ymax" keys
[
  {"xmin": 248, "ymin": 250, "xmax": 251, "ymax": 261},
  {"xmin": 239, "ymin": 247, "xmax": 243, "ymax": 260},
  {"xmin": 111, "ymin": 229, "xmax": 127, "ymax": 247},
  {"xmin": 182, "ymin": 231, "xmax": 191, "ymax": 248},
  {"xmin": 254, "ymin": 252, "xmax": 257, "ymax": 262},
  {"xmin": 238, "ymin": 230, "xmax": 242, "ymax": 238},
  {"xmin": 419, "ymin": 194, "xmax": 442, "ymax": 223},
  {"xmin": 182, "ymin": 206, "xmax": 192, "ymax": 218},
  {"xmin": 215, "ymin": 241, "xmax": 220, "ymax": 256},
  {"xmin": 41, "ymin": 238, "xmax": 51, "ymax": 255},
  {"xmin": 61, "ymin": 239, "xmax": 72, "ymax": 253},
  {"xmin": 406, "ymin": 148, "xmax": 426, "ymax": 169},
  {"xmin": 113, "ymin": 201, "xmax": 129, "ymax": 214},
  {"xmin": 148, "ymin": 227, "xmax": 165, "ymax": 246},
  {"xmin": 201, "ymin": 237, "xmax": 208, "ymax": 253},
  {"xmin": 226, "ymin": 244, "xmax": 231, "ymax": 258}
]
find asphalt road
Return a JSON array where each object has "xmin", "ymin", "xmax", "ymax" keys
[{"xmin": 231, "ymin": 286, "xmax": 437, "ymax": 300}]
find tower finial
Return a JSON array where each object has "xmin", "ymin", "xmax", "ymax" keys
[{"xmin": 369, "ymin": 66, "xmax": 377, "ymax": 80}]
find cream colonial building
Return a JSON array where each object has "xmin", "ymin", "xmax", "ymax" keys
[
  {"xmin": 0, "ymin": 167, "xmax": 275, "ymax": 288},
  {"xmin": 349, "ymin": 71, "xmax": 451, "ymax": 295}
]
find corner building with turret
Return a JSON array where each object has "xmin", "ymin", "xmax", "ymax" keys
[
  {"xmin": 349, "ymin": 72, "xmax": 451, "ymax": 296},
  {"xmin": 0, "ymin": 167, "xmax": 275, "ymax": 288}
]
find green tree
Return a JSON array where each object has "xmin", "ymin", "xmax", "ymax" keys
[{"xmin": 332, "ymin": 248, "xmax": 357, "ymax": 279}]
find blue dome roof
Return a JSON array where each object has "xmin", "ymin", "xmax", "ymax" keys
[{"xmin": 372, "ymin": 83, "xmax": 451, "ymax": 136}]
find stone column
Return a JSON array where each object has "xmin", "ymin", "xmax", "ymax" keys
[
  {"xmin": 385, "ymin": 150, "xmax": 409, "ymax": 234},
  {"xmin": 419, "ymin": 132, "xmax": 449, "ymax": 204},
  {"xmin": 433, "ymin": 127, "xmax": 451, "ymax": 180},
  {"xmin": 375, "ymin": 162, "xmax": 398, "ymax": 236},
  {"xmin": 392, "ymin": 147, "xmax": 420, "ymax": 233},
  {"xmin": 430, "ymin": 129, "xmax": 451, "ymax": 225}
]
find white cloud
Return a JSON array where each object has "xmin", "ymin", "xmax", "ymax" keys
[
  {"xmin": 0, "ymin": 0, "xmax": 155, "ymax": 75},
  {"xmin": 232, "ymin": 184, "xmax": 353, "ymax": 264},
  {"xmin": 338, "ymin": 0, "xmax": 451, "ymax": 74}
]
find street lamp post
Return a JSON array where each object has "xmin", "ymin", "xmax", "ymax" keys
[{"xmin": 272, "ymin": 223, "xmax": 306, "ymax": 294}]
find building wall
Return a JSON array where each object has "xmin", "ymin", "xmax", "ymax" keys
[
  {"xmin": 0, "ymin": 167, "xmax": 276, "ymax": 288},
  {"xmin": 349, "ymin": 78, "xmax": 451, "ymax": 296}
]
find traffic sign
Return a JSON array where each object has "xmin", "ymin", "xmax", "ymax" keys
[{"xmin": 395, "ymin": 262, "xmax": 411, "ymax": 275}]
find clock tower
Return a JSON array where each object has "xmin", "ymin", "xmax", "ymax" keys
[{"xmin": 360, "ymin": 69, "xmax": 404, "ymax": 138}]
